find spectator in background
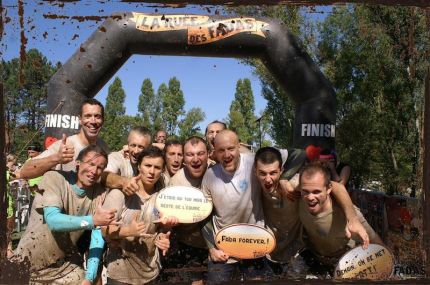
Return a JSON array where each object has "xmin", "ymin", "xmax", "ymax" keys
[
  {"xmin": 155, "ymin": 130, "xmax": 167, "ymax": 144},
  {"xmin": 163, "ymin": 139, "xmax": 183, "ymax": 185},
  {"xmin": 319, "ymin": 149, "xmax": 351, "ymax": 188},
  {"xmin": 204, "ymin": 120, "xmax": 227, "ymax": 163},
  {"xmin": 26, "ymin": 143, "xmax": 43, "ymax": 191},
  {"xmin": 6, "ymin": 154, "xmax": 18, "ymax": 258}
]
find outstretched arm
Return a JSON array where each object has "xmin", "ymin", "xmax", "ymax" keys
[
  {"xmin": 44, "ymin": 205, "xmax": 117, "ymax": 232},
  {"xmin": 44, "ymin": 206, "xmax": 94, "ymax": 231},
  {"xmin": 331, "ymin": 182, "xmax": 369, "ymax": 248},
  {"xmin": 20, "ymin": 134, "xmax": 74, "ymax": 179}
]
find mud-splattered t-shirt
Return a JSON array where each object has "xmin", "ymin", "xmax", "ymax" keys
[
  {"xmin": 105, "ymin": 151, "xmax": 135, "ymax": 178},
  {"xmin": 299, "ymin": 199, "xmax": 378, "ymax": 260},
  {"xmin": 103, "ymin": 187, "xmax": 164, "ymax": 285},
  {"xmin": 14, "ymin": 171, "xmax": 106, "ymax": 276}
]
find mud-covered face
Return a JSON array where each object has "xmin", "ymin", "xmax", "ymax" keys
[
  {"xmin": 139, "ymin": 156, "xmax": 164, "ymax": 187},
  {"xmin": 255, "ymin": 160, "xmax": 281, "ymax": 194},
  {"xmin": 165, "ymin": 144, "xmax": 183, "ymax": 176},
  {"xmin": 214, "ymin": 132, "xmax": 240, "ymax": 174},
  {"xmin": 184, "ymin": 141, "xmax": 208, "ymax": 179},
  {"xmin": 300, "ymin": 172, "xmax": 332, "ymax": 215},
  {"xmin": 128, "ymin": 132, "xmax": 151, "ymax": 165},
  {"xmin": 76, "ymin": 151, "xmax": 107, "ymax": 189},
  {"xmin": 79, "ymin": 104, "xmax": 103, "ymax": 141}
]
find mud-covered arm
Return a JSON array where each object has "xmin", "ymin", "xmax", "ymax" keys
[
  {"xmin": 44, "ymin": 206, "xmax": 94, "ymax": 231},
  {"xmin": 85, "ymin": 229, "xmax": 104, "ymax": 283},
  {"xmin": 331, "ymin": 182, "xmax": 369, "ymax": 248}
]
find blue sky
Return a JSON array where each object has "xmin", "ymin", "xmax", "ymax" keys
[{"xmin": 2, "ymin": 1, "xmax": 329, "ymax": 134}]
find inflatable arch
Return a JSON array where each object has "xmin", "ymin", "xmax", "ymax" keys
[{"xmin": 45, "ymin": 12, "xmax": 336, "ymax": 150}]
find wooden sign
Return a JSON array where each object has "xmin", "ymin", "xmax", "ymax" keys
[
  {"xmin": 334, "ymin": 244, "xmax": 395, "ymax": 280},
  {"xmin": 215, "ymin": 224, "xmax": 276, "ymax": 259},
  {"xmin": 155, "ymin": 186, "xmax": 212, "ymax": 223}
]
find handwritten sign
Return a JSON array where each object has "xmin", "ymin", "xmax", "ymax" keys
[
  {"xmin": 215, "ymin": 224, "xmax": 276, "ymax": 259},
  {"xmin": 334, "ymin": 244, "xmax": 394, "ymax": 279},
  {"xmin": 155, "ymin": 186, "xmax": 212, "ymax": 223},
  {"xmin": 130, "ymin": 13, "xmax": 268, "ymax": 45}
]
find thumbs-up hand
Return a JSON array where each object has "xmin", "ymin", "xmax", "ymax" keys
[
  {"xmin": 121, "ymin": 145, "xmax": 130, "ymax": 159},
  {"xmin": 57, "ymin": 134, "xmax": 75, "ymax": 164},
  {"xmin": 93, "ymin": 205, "xmax": 117, "ymax": 226},
  {"xmin": 123, "ymin": 174, "xmax": 141, "ymax": 196},
  {"xmin": 155, "ymin": 231, "xmax": 171, "ymax": 256}
]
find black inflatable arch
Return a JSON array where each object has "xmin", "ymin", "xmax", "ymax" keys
[{"xmin": 45, "ymin": 12, "xmax": 336, "ymax": 150}]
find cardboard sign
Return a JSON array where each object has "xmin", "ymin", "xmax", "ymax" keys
[
  {"xmin": 155, "ymin": 186, "xmax": 212, "ymax": 223},
  {"xmin": 215, "ymin": 224, "xmax": 276, "ymax": 259},
  {"xmin": 334, "ymin": 244, "xmax": 394, "ymax": 279}
]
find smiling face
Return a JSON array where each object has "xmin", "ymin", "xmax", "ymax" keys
[
  {"xmin": 165, "ymin": 144, "xmax": 183, "ymax": 176},
  {"xmin": 128, "ymin": 131, "xmax": 151, "ymax": 165},
  {"xmin": 300, "ymin": 172, "xmax": 332, "ymax": 215},
  {"xmin": 76, "ymin": 151, "xmax": 107, "ymax": 189},
  {"xmin": 214, "ymin": 130, "xmax": 240, "ymax": 174},
  {"xmin": 79, "ymin": 103, "xmax": 104, "ymax": 142},
  {"xmin": 139, "ymin": 156, "xmax": 164, "ymax": 188},
  {"xmin": 184, "ymin": 140, "xmax": 208, "ymax": 179},
  {"xmin": 255, "ymin": 160, "xmax": 282, "ymax": 194}
]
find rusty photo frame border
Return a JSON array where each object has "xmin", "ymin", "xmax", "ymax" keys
[{"xmin": 0, "ymin": 0, "xmax": 429, "ymax": 284}]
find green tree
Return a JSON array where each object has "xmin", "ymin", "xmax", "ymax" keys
[
  {"xmin": 156, "ymin": 83, "xmax": 169, "ymax": 132},
  {"xmin": 2, "ymin": 49, "xmax": 59, "ymax": 160},
  {"xmin": 162, "ymin": 77, "xmax": 185, "ymax": 136},
  {"xmin": 178, "ymin": 107, "xmax": 206, "ymax": 141},
  {"xmin": 138, "ymin": 78, "xmax": 154, "ymax": 129},
  {"xmin": 151, "ymin": 85, "xmax": 164, "ymax": 132},
  {"xmin": 227, "ymin": 78, "xmax": 257, "ymax": 145},
  {"xmin": 227, "ymin": 6, "xmax": 312, "ymax": 148},
  {"xmin": 137, "ymin": 78, "xmax": 164, "ymax": 132},
  {"xmin": 255, "ymin": 110, "xmax": 273, "ymax": 148},
  {"xmin": 101, "ymin": 77, "xmax": 128, "ymax": 151},
  {"xmin": 318, "ymin": 6, "xmax": 428, "ymax": 194}
]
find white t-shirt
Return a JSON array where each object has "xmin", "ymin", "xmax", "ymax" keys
[{"xmin": 201, "ymin": 150, "xmax": 288, "ymax": 254}]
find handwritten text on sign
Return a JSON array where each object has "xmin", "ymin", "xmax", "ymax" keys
[
  {"xmin": 334, "ymin": 244, "xmax": 394, "ymax": 280},
  {"xmin": 130, "ymin": 13, "xmax": 268, "ymax": 45},
  {"xmin": 216, "ymin": 224, "xmax": 276, "ymax": 260},
  {"xmin": 155, "ymin": 186, "xmax": 212, "ymax": 224}
]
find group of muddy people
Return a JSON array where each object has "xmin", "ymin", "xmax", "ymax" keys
[{"xmin": 4, "ymin": 98, "xmax": 384, "ymax": 284}]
